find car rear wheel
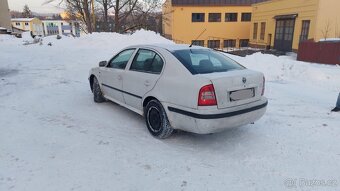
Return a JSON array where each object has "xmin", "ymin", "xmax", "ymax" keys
[
  {"xmin": 145, "ymin": 100, "xmax": 174, "ymax": 139},
  {"xmin": 93, "ymin": 77, "xmax": 105, "ymax": 103}
]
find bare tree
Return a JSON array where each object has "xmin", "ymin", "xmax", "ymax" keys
[
  {"xmin": 335, "ymin": 18, "xmax": 340, "ymax": 38},
  {"xmin": 46, "ymin": 0, "xmax": 95, "ymax": 33},
  {"xmin": 66, "ymin": 0, "xmax": 94, "ymax": 33},
  {"xmin": 46, "ymin": 0, "xmax": 163, "ymax": 33},
  {"xmin": 95, "ymin": 0, "xmax": 164, "ymax": 33},
  {"xmin": 321, "ymin": 19, "xmax": 332, "ymax": 40},
  {"xmin": 113, "ymin": 0, "xmax": 138, "ymax": 32},
  {"xmin": 96, "ymin": 0, "xmax": 114, "ymax": 32},
  {"xmin": 10, "ymin": 11, "xmax": 23, "ymax": 18},
  {"xmin": 120, "ymin": 0, "xmax": 162, "ymax": 32}
]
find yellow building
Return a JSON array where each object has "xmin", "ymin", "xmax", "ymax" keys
[
  {"xmin": 250, "ymin": 0, "xmax": 340, "ymax": 52},
  {"xmin": 162, "ymin": 0, "xmax": 268, "ymax": 49},
  {"xmin": 11, "ymin": 18, "xmax": 44, "ymax": 36}
]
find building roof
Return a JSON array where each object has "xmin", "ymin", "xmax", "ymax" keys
[
  {"xmin": 41, "ymin": 20, "xmax": 78, "ymax": 23},
  {"xmin": 11, "ymin": 18, "xmax": 35, "ymax": 22},
  {"xmin": 171, "ymin": 0, "xmax": 269, "ymax": 6}
]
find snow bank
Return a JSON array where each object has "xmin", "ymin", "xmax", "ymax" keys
[
  {"xmin": 1, "ymin": 29, "xmax": 340, "ymax": 191},
  {"xmin": 21, "ymin": 32, "xmax": 33, "ymax": 40},
  {"xmin": 0, "ymin": 34, "xmax": 15, "ymax": 41},
  {"xmin": 0, "ymin": 32, "xmax": 34, "ymax": 44},
  {"xmin": 74, "ymin": 29, "xmax": 173, "ymax": 52},
  {"xmin": 228, "ymin": 52, "xmax": 340, "ymax": 91},
  {"xmin": 319, "ymin": 38, "xmax": 340, "ymax": 42}
]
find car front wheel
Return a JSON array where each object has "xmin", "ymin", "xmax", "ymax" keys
[{"xmin": 145, "ymin": 100, "xmax": 174, "ymax": 139}]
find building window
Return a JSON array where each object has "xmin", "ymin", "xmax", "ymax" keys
[
  {"xmin": 25, "ymin": 22, "xmax": 29, "ymax": 26},
  {"xmin": 208, "ymin": 40, "xmax": 220, "ymax": 48},
  {"xmin": 223, "ymin": 40, "xmax": 236, "ymax": 48},
  {"xmin": 300, "ymin": 20, "xmax": 310, "ymax": 42},
  {"xmin": 225, "ymin": 13, "xmax": 238, "ymax": 22},
  {"xmin": 284, "ymin": 20, "xmax": 294, "ymax": 41},
  {"xmin": 240, "ymin": 39, "xmax": 249, "ymax": 47},
  {"xmin": 260, "ymin": 22, "xmax": 266, "ymax": 40},
  {"xmin": 192, "ymin": 13, "xmax": 205, "ymax": 22},
  {"xmin": 253, "ymin": 23, "xmax": 258, "ymax": 40},
  {"xmin": 241, "ymin": 13, "xmax": 251, "ymax": 22},
  {"xmin": 191, "ymin": 40, "xmax": 204, "ymax": 47},
  {"xmin": 15, "ymin": 22, "xmax": 20, "ymax": 26},
  {"xmin": 208, "ymin": 13, "xmax": 221, "ymax": 22}
]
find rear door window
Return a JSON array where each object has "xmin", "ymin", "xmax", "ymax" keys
[{"xmin": 130, "ymin": 49, "xmax": 164, "ymax": 74}]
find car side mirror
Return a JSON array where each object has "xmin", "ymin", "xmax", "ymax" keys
[{"xmin": 99, "ymin": 61, "xmax": 107, "ymax": 67}]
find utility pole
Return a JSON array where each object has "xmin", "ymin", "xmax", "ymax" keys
[{"xmin": 91, "ymin": 0, "xmax": 96, "ymax": 32}]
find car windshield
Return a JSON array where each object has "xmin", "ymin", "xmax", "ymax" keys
[{"xmin": 171, "ymin": 49, "xmax": 245, "ymax": 74}]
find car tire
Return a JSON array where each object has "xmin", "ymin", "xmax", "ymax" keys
[
  {"xmin": 145, "ymin": 100, "xmax": 174, "ymax": 139},
  {"xmin": 93, "ymin": 77, "xmax": 105, "ymax": 103}
]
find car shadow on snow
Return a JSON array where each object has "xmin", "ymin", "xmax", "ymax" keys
[
  {"xmin": 101, "ymin": 100, "xmax": 260, "ymax": 150},
  {"xmin": 169, "ymin": 126, "xmax": 256, "ymax": 147}
]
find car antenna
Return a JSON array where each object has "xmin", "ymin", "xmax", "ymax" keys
[{"xmin": 189, "ymin": 28, "xmax": 207, "ymax": 48}]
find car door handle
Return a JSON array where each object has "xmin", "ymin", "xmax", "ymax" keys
[
  {"xmin": 117, "ymin": 75, "xmax": 122, "ymax": 81},
  {"xmin": 144, "ymin": 80, "xmax": 151, "ymax": 86}
]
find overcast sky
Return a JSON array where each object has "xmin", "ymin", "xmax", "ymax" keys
[{"xmin": 8, "ymin": 0, "xmax": 63, "ymax": 14}]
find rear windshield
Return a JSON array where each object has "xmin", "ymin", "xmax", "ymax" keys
[{"xmin": 171, "ymin": 49, "xmax": 245, "ymax": 74}]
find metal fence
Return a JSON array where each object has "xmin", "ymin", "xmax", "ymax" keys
[{"xmin": 297, "ymin": 40, "xmax": 340, "ymax": 65}]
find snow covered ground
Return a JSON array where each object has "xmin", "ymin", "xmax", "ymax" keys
[{"xmin": 0, "ymin": 31, "xmax": 340, "ymax": 191}]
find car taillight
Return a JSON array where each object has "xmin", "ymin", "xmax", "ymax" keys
[
  {"xmin": 261, "ymin": 76, "xmax": 265, "ymax": 96},
  {"xmin": 198, "ymin": 84, "xmax": 217, "ymax": 106}
]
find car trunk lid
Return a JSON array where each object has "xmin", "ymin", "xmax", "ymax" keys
[{"xmin": 198, "ymin": 69, "xmax": 264, "ymax": 109}]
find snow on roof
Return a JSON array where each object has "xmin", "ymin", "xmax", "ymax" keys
[
  {"xmin": 11, "ymin": 18, "xmax": 35, "ymax": 22},
  {"xmin": 319, "ymin": 38, "xmax": 340, "ymax": 42},
  {"xmin": 41, "ymin": 20, "xmax": 78, "ymax": 23}
]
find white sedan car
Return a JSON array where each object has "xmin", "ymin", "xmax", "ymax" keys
[{"xmin": 89, "ymin": 44, "xmax": 267, "ymax": 138}]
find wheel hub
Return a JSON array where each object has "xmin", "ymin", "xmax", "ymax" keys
[{"xmin": 147, "ymin": 106, "xmax": 161, "ymax": 132}]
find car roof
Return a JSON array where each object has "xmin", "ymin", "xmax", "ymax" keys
[{"xmin": 125, "ymin": 44, "xmax": 210, "ymax": 52}]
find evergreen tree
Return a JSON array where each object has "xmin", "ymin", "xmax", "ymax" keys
[{"xmin": 22, "ymin": 5, "xmax": 32, "ymax": 18}]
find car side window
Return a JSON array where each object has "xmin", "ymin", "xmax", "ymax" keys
[
  {"xmin": 130, "ymin": 49, "xmax": 164, "ymax": 74},
  {"xmin": 108, "ymin": 49, "xmax": 135, "ymax": 69},
  {"xmin": 152, "ymin": 54, "xmax": 164, "ymax": 73}
]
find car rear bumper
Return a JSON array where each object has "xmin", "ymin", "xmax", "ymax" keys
[{"xmin": 163, "ymin": 97, "xmax": 268, "ymax": 134}]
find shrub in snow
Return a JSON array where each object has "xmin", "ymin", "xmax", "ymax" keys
[{"xmin": 33, "ymin": 36, "xmax": 42, "ymax": 44}]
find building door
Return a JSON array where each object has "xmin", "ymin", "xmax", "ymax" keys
[{"xmin": 274, "ymin": 19, "xmax": 295, "ymax": 52}]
